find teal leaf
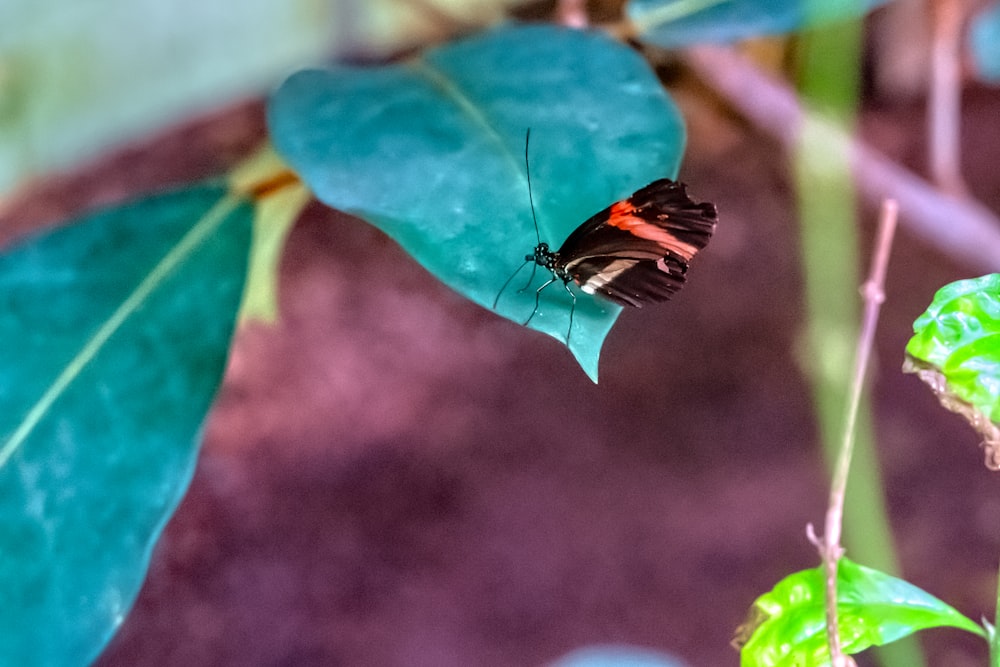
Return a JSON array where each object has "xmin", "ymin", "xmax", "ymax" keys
[
  {"xmin": 549, "ymin": 645, "xmax": 690, "ymax": 667},
  {"xmin": 629, "ymin": 0, "xmax": 893, "ymax": 47},
  {"xmin": 970, "ymin": 3, "xmax": 1000, "ymax": 83},
  {"xmin": 268, "ymin": 24, "xmax": 689, "ymax": 381},
  {"xmin": 0, "ymin": 182, "xmax": 252, "ymax": 665},
  {"xmin": 904, "ymin": 274, "xmax": 1000, "ymax": 467},
  {"xmin": 736, "ymin": 558, "xmax": 985, "ymax": 666}
]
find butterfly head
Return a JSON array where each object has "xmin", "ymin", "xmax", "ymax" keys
[{"xmin": 528, "ymin": 242, "xmax": 560, "ymax": 272}]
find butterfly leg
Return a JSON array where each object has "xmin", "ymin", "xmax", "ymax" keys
[
  {"xmin": 562, "ymin": 280, "xmax": 577, "ymax": 345},
  {"xmin": 516, "ymin": 262, "xmax": 539, "ymax": 295},
  {"xmin": 523, "ymin": 275, "xmax": 557, "ymax": 326}
]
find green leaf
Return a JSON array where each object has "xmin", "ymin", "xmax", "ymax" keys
[
  {"xmin": 628, "ymin": 0, "xmax": 893, "ymax": 47},
  {"xmin": 736, "ymin": 558, "xmax": 985, "ymax": 666},
  {"xmin": 267, "ymin": 24, "xmax": 689, "ymax": 381},
  {"xmin": 0, "ymin": 182, "xmax": 252, "ymax": 665},
  {"xmin": 970, "ymin": 3, "xmax": 1000, "ymax": 83},
  {"xmin": 904, "ymin": 274, "xmax": 1000, "ymax": 467}
]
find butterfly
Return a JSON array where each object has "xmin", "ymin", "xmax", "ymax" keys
[{"xmin": 494, "ymin": 130, "xmax": 718, "ymax": 342}]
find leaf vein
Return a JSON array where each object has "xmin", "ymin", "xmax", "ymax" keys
[{"xmin": 0, "ymin": 192, "xmax": 243, "ymax": 469}]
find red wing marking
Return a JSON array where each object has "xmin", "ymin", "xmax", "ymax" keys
[{"xmin": 606, "ymin": 201, "xmax": 701, "ymax": 261}]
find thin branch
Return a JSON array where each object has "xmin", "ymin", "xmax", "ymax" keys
[
  {"xmin": 814, "ymin": 199, "xmax": 898, "ymax": 666},
  {"xmin": 682, "ymin": 45, "xmax": 1000, "ymax": 272}
]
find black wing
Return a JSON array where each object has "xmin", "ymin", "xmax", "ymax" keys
[{"xmin": 556, "ymin": 179, "xmax": 717, "ymax": 307}]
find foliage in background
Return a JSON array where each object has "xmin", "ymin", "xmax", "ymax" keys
[
  {"xmin": 737, "ymin": 558, "xmax": 984, "ymax": 667},
  {"xmin": 790, "ymin": 5, "xmax": 925, "ymax": 666},
  {"xmin": 0, "ymin": 0, "xmax": 332, "ymax": 191},
  {"xmin": 548, "ymin": 645, "xmax": 689, "ymax": 666},
  {"xmin": 0, "ymin": 0, "xmax": 529, "ymax": 193},
  {"xmin": 970, "ymin": 2, "xmax": 1000, "ymax": 82},
  {"xmin": 629, "ymin": 0, "xmax": 892, "ymax": 46}
]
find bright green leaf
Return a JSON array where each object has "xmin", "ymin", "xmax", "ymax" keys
[
  {"xmin": 904, "ymin": 274, "xmax": 1000, "ymax": 466},
  {"xmin": 0, "ymin": 182, "xmax": 252, "ymax": 665},
  {"xmin": 267, "ymin": 24, "xmax": 690, "ymax": 381},
  {"xmin": 905, "ymin": 274, "xmax": 1000, "ymax": 394},
  {"xmin": 736, "ymin": 558, "xmax": 985, "ymax": 666},
  {"xmin": 629, "ymin": 0, "xmax": 893, "ymax": 47}
]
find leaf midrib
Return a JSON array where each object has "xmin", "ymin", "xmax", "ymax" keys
[{"xmin": 0, "ymin": 191, "xmax": 244, "ymax": 470}]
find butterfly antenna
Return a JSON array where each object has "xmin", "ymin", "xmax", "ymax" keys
[
  {"xmin": 495, "ymin": 129, "xmax": 543, "ymax": 311},
  {"xmin": 525, "ymin": 128, "xmax": 541, "ymax": 246}
]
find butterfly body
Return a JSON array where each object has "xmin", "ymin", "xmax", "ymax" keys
[
  {"xmin": 493, "ymin": 130, "xmax": 717, "ymax": 343},
  {"xmin": 528, "ymin": 178, "xmax": 717, "ymax": 308}
]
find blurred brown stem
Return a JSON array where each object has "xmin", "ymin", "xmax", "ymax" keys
[
  {"xmin": 557, "ymin": 0, "xmax": 589, "ymax": 27},
  {"xmin": 928, "ymin": 0, "xmax": 968, "ymax": 195}
]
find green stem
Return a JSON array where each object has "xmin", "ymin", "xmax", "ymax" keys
[
  {"xmin": 992, "ymin": 564, "xmax": 1000, "ymax": 667},
  {"xmin": 795, "ymin": 17, "xmax": 926, "ymax": 667}
]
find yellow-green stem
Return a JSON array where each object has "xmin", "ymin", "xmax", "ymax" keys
[{"xmin": 795, "ymin": 17, "xmax": 926, "ymax": 667}]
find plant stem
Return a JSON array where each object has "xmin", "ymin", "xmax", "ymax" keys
[
  {"xmin": 928, "ymin": 0, "xmax": 968, "ymax": 196},
  {"xmin": 818, "ymin": 199, "xmax": 899, "ymax": 665},
  {"xmin": 992, "ymin": 562, "xmax": 1000, "ymax": 667},
  {"xmin": 556, "ymin": 0, "xmax": 588, "ymax": 27}
]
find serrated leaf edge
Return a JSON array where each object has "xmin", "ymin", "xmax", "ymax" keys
[{"xmin": 903, "ymin": 355, "xmax": 1000, "ymax": 470}]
